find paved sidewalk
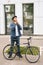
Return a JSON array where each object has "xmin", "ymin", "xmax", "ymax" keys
[
  {"xmin": 0, "ymin": 35, "xmax": 43, "ymax": 65},
  {"xmin": 0, "ymin": 44, "xmax": 43, "ymax": 65},
  {"xmin": 0, "ymin": 47, "xmax": 43, "ymax": 65}
]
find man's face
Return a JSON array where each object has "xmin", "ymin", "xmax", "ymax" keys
[{"xmin": 13, "ymin": 17, "xmax": 17, "ymax": 22}]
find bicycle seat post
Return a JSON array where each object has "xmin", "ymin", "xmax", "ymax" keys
[
  {"xmin": 27, "ymin": 37, "xmax": 31, "ymax": 46},
  {"xmin": 28, "ymin": 40, "xmax": 30, "ymax": 46}
]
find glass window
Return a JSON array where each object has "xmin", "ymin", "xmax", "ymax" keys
[
  {"xmin": 23, "ymin": 4, "xmax": 34, "ymax": 36},
  {"xmin": 4, "ymin": 5, "xmax": 15, "ymax": 12},
  {"xmin": 4, "ymin": 5, "xmax": 15, "ymax": 34},
  {"xmin": 6, "ymin": 13, "xmax": 14, "ymax": 34}
]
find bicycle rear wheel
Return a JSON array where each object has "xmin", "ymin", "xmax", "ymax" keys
[
  {"xmin": 3, "ymin": 44, "xmax": 17, "ymax": 60},
  {"xmin": 25, "ymin": 46, "xmax": 40, "ymax": 63}
]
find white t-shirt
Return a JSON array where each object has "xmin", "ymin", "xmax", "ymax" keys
[{"xmin": 15, "ymin": 25, "xmax": 19, "ymax": 36}]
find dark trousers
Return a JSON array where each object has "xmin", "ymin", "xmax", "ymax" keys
[{"xmin": 9, "ymin": 36, "xmax": 20, "ymax": 56}]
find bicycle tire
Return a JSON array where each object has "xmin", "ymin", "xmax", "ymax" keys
[
  {"xmin": 25, "ymin": 46, "xmax": 40, "ymax": 63},
  {"xmin": 3, "ymin": 44, "xmax": 17, "ymax": 60}
]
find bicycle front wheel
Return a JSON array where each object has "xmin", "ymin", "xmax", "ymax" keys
[
  {"xmin": 3, "ymin": 44, "xmax": 17, "ymax": 60},
  {"xmin": 25, "ymin": 46, "xmax": 40, "ymax": 63}
]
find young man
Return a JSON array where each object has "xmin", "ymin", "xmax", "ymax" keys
[{"xmin": 8, "ymin": 16, "xmax": 22, "ymax": 58}]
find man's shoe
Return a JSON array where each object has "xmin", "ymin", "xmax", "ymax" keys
[
  {"xmin": 17, "ymin": 54, "xmax": 23, "ymax": 58},
  {"xmin": 19, "ymin": 54, "xmax": 23, "ymax": 58},
  {"xmin": 16, "ymin": 52, "xmax": 23, "ymax": 58},
  {"xmin": 16, "ymin": 53, "xmax": 19, "ymax": 56},
  {"xmin": 8, "ymin": 55, "xmax": 12, "ymax": 58}
]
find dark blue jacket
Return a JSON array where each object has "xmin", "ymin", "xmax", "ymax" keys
[{"xmin": 10, "ymin": 22, "xmax": 22, "ymax": 37}]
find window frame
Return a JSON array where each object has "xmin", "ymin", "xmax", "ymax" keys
[
  {"xmin": 4, "ymin": 4, "xmax": 15, "ymax": 35},
  {"xmin": 22, "ymin": 3, "xmax": 34, "ymax": 36}
]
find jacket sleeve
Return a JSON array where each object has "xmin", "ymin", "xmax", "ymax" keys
[
  {"xmin": 18, "ymin": 24, "xmax": 22, "ymax": 30},
  {"xmin": 10, "ymin": 24, "xmax": 15, "ymax": 30}
]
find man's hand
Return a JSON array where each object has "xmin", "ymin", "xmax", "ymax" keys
[
  {"xmin": 16, "ymin": 21, "xmax": 19, "ymax": 24},
  {"xmin": 14, "ymin": 21, "xmax": 18, "ymax": 24}
]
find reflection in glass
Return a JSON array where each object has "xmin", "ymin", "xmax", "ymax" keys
[
  {"xmin": 4, "ymin": 5, "xmax": 15, "ymax": 34},
  {"xmin": 7, "ymin": 14, "xmax": 14, "ymax": 34},
  {"xmin": 23, "ymin": 4, "xmax": 33, "ymax": 35},
  {"xmin": 5, "ymin": 5, "xmax": 15, "ymax": 12}
]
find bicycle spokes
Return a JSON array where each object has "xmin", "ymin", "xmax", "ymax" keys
[{"xmin": 25, "ymin": 46, "xmax": 40, "ymax": 63}]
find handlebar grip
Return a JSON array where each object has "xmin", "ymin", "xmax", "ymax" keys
[{"xmin": 23, "ymin": 43, "xmax": 27, "ymax": 44}]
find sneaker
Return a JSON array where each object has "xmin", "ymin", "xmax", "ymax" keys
[
  {"xmin": 19, "ymin": 54, "xmax": 23, "ymax": 58},
  {"xmin": 8, "ymin": 54, "xmax": 12, "ymax": 58},
  {"xmin": 16, "ymin": 53, "xmax": 23, "ymax": 58}
]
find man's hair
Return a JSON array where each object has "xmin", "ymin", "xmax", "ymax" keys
[{"xmin": 12, "ymin": 16, "xmax": 17, "ymax": 20}]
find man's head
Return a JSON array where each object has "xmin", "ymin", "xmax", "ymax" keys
[{"xmin": 12, "ymin": 16, "xmax": 17, "ymax": 22}]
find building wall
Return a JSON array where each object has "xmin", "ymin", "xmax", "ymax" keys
[
  {"xmin": 0, "ymin": 0, "xmax": 43, "ymax": 35},
  {"xmin": 34, "ymin": 1, "xmax": 43, "ymax": 35}
]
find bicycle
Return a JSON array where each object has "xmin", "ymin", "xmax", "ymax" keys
[{"xmin": 3, "ymin": 37, "xmax": 40, "ymax": 63}]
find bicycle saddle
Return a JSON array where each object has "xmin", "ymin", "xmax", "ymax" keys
[{"xmin": 27, "ymin": 37, "xmax": 31, "ymax": 40}]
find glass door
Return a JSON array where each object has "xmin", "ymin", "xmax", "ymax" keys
[
  {"xmin": 23, "ymin": 4, "xmax": 34, "ymax": 36},
  {"xmin": 4, "ymin": 5, "xmax": 15, "ymax": 34}
]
